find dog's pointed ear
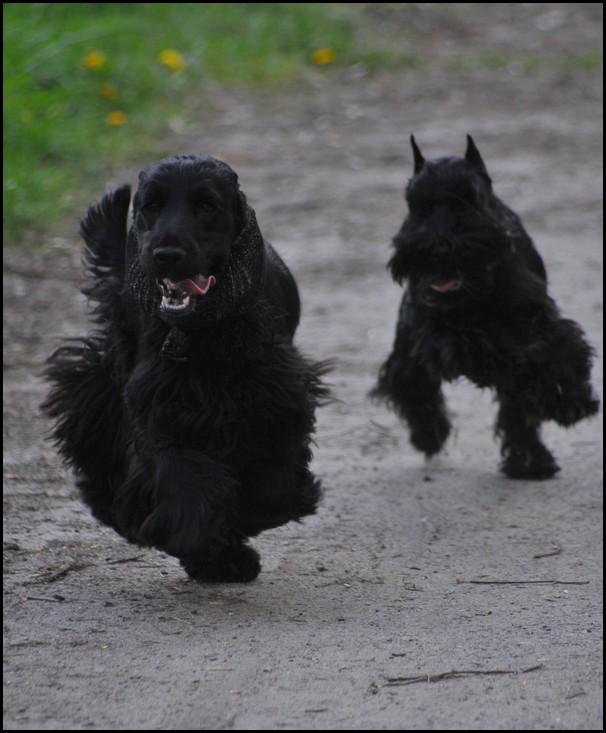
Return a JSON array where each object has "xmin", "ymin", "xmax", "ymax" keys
[
  {"xmin": 410, "ymin": 135, "xmax": 425, "ymax": 174},
  {"xmin": 234, "ymin": 188, "xmax": 248, "ymax": 236},
  {"xmin": 465, "ymin": 134, "xmax": 491, "ymax": 184}
]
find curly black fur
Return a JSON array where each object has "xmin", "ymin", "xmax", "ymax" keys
[
  {"xmin": 374, "ymin": 136, "xmax": 599, "ymax": 479},
  {"xmin": 43, "ymin": 155, "xmax": 328, "ymax": 581}
]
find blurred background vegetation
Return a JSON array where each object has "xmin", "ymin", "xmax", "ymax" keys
[{"xmin": 3, "ymin": 3, "xmax": 603, "ymax": 245}]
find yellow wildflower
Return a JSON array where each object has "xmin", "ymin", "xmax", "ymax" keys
[
  {"xmin": 107, "ymin": 111, "xmax": 127, "ymax": 126},
  {"xmin": 312, "ymin": 48, "xmax": 336, "ymax": 66},
  {"xmin": 158, "ymin": 49, "xmax": 186, "ymax": 72},
  {"xmin": 83, "ymin": 50, "xmax": 106, "ymax": 70},
  {"xmin": 101, "ymin": 83, "xmax": 117, "ymax": 99}
]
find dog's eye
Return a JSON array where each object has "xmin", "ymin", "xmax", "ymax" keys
[
  {"xmin": 195, "ymin": 200, "xmax": 217, "ymax": 215},
  {"xmin": 142, "ymin": 200, "xmax": 162, "ymax": 214}
]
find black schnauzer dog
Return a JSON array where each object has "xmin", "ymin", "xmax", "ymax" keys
[
  {"xmin": 374, "ymin": 136, "xmax": 599, "ymax": 479},
  {"xmin": 43, "ymin": 155, "xmax": 327, "ymax": 581}
]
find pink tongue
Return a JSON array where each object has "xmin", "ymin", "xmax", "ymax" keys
[
  {"xmin": 430, "ymin": 279, "xmax": 461, "ymax": 293},
  {"xmin": 176, "ymin": 275, "xmax": 216, "ymax": 295}
]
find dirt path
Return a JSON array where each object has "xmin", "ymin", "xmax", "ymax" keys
[{"xmin": 4, "ymin": 10, "xmax": 603, "ymax": 729}]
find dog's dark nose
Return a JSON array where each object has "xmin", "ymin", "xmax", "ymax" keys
[{"xmin": 152, "ymin": 247, "xmax": 186, "ymax": 266}]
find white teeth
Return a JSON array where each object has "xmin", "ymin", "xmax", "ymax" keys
[
  {"xmin": 158, "ymin": 278, "xmax": 192, "ymax": 314},
  {"xmin": 160, "ymin": 294, "xmax": 190, "ymax": 312}
]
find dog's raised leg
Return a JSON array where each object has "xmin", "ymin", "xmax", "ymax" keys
[
  {"xmin": 496, "ymin": 396, "xmax": 560, "ymax": 479},
  {"xmin": 374, "ymin": 328, "xmax": 451, "ymax": 457},
  {"xmin": 131, "ymin": 448, "xmax": 262, "ymax": 582},
  {"xmin": 180, "ymin": 542, "xmax": 261, "ymax": 583}
]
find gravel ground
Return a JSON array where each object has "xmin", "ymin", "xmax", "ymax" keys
[{"xmin": 3, "ymin": 4, "xmax": 603, "ymax": 729}]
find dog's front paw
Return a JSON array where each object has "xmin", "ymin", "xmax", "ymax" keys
[
  {"xmin": 550, "ymin": 390, "xmax": 600, "ymax": 427},
  {"xmin": 410, "ymin": 412, "xmax": 451, "ymax": 456},
  {"xmin": 181, "ymin": 543, "xmax": 261, "ymax": 583},
  {"xmin": 501, "ymin": 443, "xmax": 560, "ymax": 480}
]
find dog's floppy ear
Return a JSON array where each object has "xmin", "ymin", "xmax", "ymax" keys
[
  {"xmin": 410, "ymin": 134, "xmax": 425, "ymax": 174},
  {"xmin": 464, "ymin": 134, "xmax": 491, "ymax": 185}
]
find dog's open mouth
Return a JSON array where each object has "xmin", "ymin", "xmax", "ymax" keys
[
  {"xmin": 158, "ymin": 275, "xmax": 216, "ymax": 313},
  {"xmin": 429, "ymin": 277, "xmax": 463, "ymax": 294}
]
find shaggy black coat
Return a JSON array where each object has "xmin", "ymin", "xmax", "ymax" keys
[
  {"xmin": 43, "ymin": 155, "xmax": 326, "ymax": 582},
  {"xmin": 374, "ymin": 136, "xmax": 599, "ymax": 479}
]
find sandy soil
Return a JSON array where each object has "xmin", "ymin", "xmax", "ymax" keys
[{"xmin": 3, "ymin": 5, "xmax": 603, "ymax": 729}]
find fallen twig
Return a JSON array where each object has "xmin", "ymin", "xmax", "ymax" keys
[
  {"xmin": 30, "ymin": 561, "xmax": 91, "ymax": 585},
  {"xmin": 533, "ymin": 544, "xmax": 562, "ymax": 559},
  {"xmin": 45, "ymin": 562, "xmax": 91, "ymax": 583},
  {"xmin": 315, "ymin": 576, "xmax": 385, "ymax": 588},
  {"xmin": 565, "ymin": 690, "xmax": 587, "ymax": 700},
  {"xmin": 384, "ymin": 664, "xmax": 543, "ymax": 687},
  {"xmin": 106, "ymin": 555, "xmax": 144, "ymax": 565},
  {"xmin": 456, "ymin": 579, "xmax": 587, "ymax": 586}
]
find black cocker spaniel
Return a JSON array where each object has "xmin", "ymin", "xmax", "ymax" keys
[{"xmin": 43, "ymin": 155, "xmax": 327, "ymax": 582}]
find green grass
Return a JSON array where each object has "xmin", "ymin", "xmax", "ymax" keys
[
  {"xmin": 3, "ymin": 4, "xmax": 603, "ymax": 245},
  {"xmin": 3, "ymin": 3, "xmax": 358, "ymax": 243}
]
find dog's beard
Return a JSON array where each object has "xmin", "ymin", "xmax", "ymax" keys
[
  {"xmin": 411, "ymin": 272, "xmax": 462, "ymax": 308},
  {"xmin": 411, "ymin": 263, "xmax": 501, "ymax": 309},
  {"xmin": 392, "ymin": 218, "xmax": 509, "ymax": 310}
]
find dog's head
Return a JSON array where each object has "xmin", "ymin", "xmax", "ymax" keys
[
  {"xmin": 389, "ymin": 135, "xmax": 512, "ymax": 309},
  {"xmin": 131, "ymin": 155, "xmax": 247, "ymax": 321}
]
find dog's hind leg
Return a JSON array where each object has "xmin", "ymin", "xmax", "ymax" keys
[
  {"xmin": 373, "ymin": 328, "xmax": 451, "ymax": 457},
  {"xmin": 42, "ymin": 338, "xmax": 126, "ymax": 527},
  {"xmin": 496, "ymin": 315, "xmax": 598, "ymax": 480},
  {"xmin": 537, "ymin": 316, "xmax": 600, "ymax": 428},
  {"xmin": 496, "ymin": 395, "xmax": 560, "ymax": 480},
  {"xmin": 43, "ymin": 188, "xmax": 134, "ymax": 525}
]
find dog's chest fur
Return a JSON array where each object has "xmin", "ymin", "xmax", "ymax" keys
[
  {"xmin": 123, "ymin": 315, "xmax": 311, "ymax": 464},
  {"xmin": 408, "ymin": 304, "xmax": 532, "ymax": 388}
]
